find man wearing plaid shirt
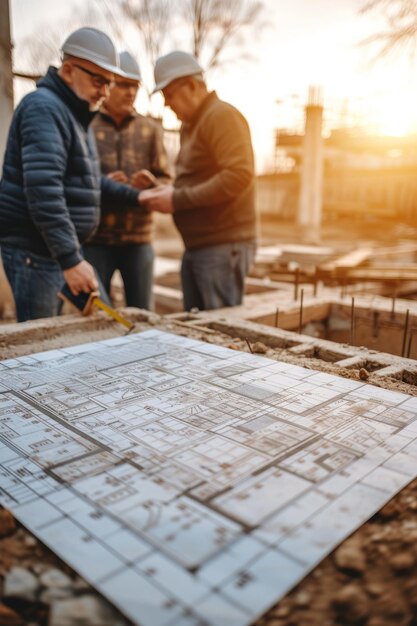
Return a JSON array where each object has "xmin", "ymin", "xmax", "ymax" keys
[{"xmin": 84, "ymin": 51, "xmax": 171, "ymax": 310}]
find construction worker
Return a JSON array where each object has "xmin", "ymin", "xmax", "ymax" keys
[
  {"xmin": 0, "ymin": 28, "xmax": 143, "ymax": 322},
  {"xmin": 84, "ymin": 51, "xmax": 171, "ymax": 310},
  {"xmin": 140, "ymin": 51, "xmax": 258, "ymax": 311}
]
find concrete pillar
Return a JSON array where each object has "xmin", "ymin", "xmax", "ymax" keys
[
  {"xmin": 298, "ymin": 87, "xmax": 323, "ymax": 228},
  {"xmin": 0, "ymin": 0, "xmax": 13, "ymax": 171}
]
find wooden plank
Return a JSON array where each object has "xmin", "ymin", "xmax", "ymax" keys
[
  {"xmin": 362, "ymin": 263, "xmax": 417, "ymax": 272},
  {"xmin": 336, "ymin": 269, "xmax": 417, "ymax": 281},
  {"xmin": 269, "ymin": 271, "xmax": 313, "ymax": 283},
  {"xmin": 319, "ymin": 248, "xmax": 373, "ymax": 272},
  {"xmin": 317, "ymin": 264, "xmax": 417, "ymax": 282},
  {"xmin": 365, "ymin": 244, "xmax": 417, "ymax": 259}
]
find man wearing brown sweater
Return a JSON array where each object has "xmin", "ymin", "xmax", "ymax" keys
[
  {"xmin": 141, "ymin": 51, "xmax": 258, "ymax": 311},
  {"xmin": 84, "ymin": 51, "xmax": 171, "ymax": 310}
]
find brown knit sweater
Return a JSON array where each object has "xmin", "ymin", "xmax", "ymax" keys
[
  {"xmin": 172, "ymin": 91, "xmax": 258, "ymax": 250},
  {"xmin": 88, "ymin": 110, "xmax": 171, "ymax": 245}
]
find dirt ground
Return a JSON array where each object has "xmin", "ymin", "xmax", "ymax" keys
[
  {"xmin": 1, "ymin": 315, "xmax": 417, "ymax": 625},
  {"xmin": 152, "ymin": 213, "xmax": 417, "ymax": 254}
]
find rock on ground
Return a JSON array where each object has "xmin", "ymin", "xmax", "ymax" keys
[
  {"xmin": 4, "ymin": 567, "xmax": 39, "ymax": 601},
  {"xmin": 334, "ymin": 538, "xmax": 366, "ymax": 574},
  {"xmin": 39, "ymin": 568, "xmax": 72, "ymax": 589},
  {"xmin": 48, "ymin": 595, "xmax": 123, "ymax": 626}
]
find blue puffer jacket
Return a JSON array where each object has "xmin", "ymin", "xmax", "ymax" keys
[{"xmin": 0, "ymin": 67, "xmax": 140, "ymax": 269}]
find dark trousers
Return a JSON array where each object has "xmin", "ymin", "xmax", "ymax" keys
[
  {"xmin": 181, "ymin": 241, "xmax": 256, "ymax": 311},
  {"xmin": 83, "ymin": 243, "xmax": 154, "ymax": 310}
]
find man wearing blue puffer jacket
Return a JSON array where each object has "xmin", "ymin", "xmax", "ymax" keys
[{"xmin": 0, "ymin": 28, "xmax": 143, "ymax": 322}]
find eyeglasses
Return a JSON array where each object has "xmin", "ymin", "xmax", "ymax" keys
[{"xmin": 72, "ymin": 63, "xmax": 114, "ymax": 89}]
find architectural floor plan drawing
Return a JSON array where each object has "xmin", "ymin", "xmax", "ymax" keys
[{"xmin": 1, "ymin": 330, "xmax": 417, "ymax": 626}]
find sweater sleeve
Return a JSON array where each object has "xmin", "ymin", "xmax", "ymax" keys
[
  {"xmin": 20, "ymin": 100, "xmax": 83, "ymax": 269},
  {"xmin": 172, "ymin": 105, "xmax": 254, "ymax": 212},
  {"xmin": 100, "ymin": 176, "xmax": 141, "ymax": 207}
]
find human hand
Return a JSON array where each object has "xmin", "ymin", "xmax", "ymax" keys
[
  {"xmin": 131, "ymin": 169, "xmax": 158, "ymax": 189},
  {"xmin": 107, "ymin": 170, "xmax": 128, "ymax": 184},
  {"xmin": 139, "ymin": 185, "xmax": 174, "ymax": 213},
  {"xmin": 63, "ymin": 260, "xmax": 98, "ymax": 296}
]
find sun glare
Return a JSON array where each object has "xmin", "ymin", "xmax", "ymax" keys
[
  {"xmin": 379, "ymin": 117, "xmax": 409, "ymax": 138},
  {"xmin": 374, "ymin": 100, "xmax": 417, "ymax": 138}
]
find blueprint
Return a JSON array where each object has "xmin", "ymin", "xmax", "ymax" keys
[{"xmin": 0, "ymin": 330, "xmax": 417, "ymax": 626}]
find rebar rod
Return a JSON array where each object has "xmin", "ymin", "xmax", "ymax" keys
[{"xmin": 401, "ymin": 310, "xmax": 410, "ymax": 358}]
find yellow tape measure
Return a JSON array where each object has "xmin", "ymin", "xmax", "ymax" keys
[{"xmin": 92, "ymin": 297, "xmax": 135, "ymax": 331}]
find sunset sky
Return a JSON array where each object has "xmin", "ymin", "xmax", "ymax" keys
[{"xmin": 9, "ymin": 0, "xmax": 417, "ymax": 172}]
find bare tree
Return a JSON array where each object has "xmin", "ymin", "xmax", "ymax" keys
[
  {"xmin": 16, "ymin": 0, "xmax": 265, "ymax": 79},
  {"xmin": 13, "ymin": 0, "xmax": 265, "ymax": 113},
  {"xmin": 15, "ymin": 3, "xmax": 115, "ymax": 78},
  {"xmin": 360, "ymin": 0, "xmax": 417, "ymax": 58},
  {"xmin": 182, "ymin": 0, "xmax": 264, "ymax": 70},
  {"xmin": 115, "ymin": 0, "xmax": 171, "ymax": 68},
  {"xmin": 112, "ymin": 0, "xmax": 265, "ymax": 74}
]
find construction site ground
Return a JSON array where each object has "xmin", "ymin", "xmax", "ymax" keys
[
  {"xmin": 1, "ymin": 307, "xmax": 417, "ymax": 626},
  {"xmin": 154, "ymin": 213, "xmax": 417, "ymax": 255},
  {"xmin": 2, "ymin": 214, "xmax": 417, "ymax": 625}
]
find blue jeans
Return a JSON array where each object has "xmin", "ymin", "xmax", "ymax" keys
[
  {"xmin": 1, "ymin": 245, "xmax": 110, "ymax": 323},
  {"xmin": 83, "ymin": 243, "xmax": 154, "ymax": 310},
  {"xmin": 181, "ymin": 241, "xmax": 256, "ymax": 311},
  {"xmin": 2, "ymin": 245, "xmax": 65, "ymax": 322}
]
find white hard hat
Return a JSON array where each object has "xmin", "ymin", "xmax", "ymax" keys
[
  {"xmin": 153, "ymin": 51, "xmax": 203, "ymax": 93},
  {"xmin": 118, "ymin": 51, "xmax": 141, "ymax": 81},
  {"xmin": 61, "ymin": 27, "xmax": 119, "ymax": 74}
]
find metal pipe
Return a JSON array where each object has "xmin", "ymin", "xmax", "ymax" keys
[
  {"xmin": 401, "ymin": 309, "xmax": 410, "ymax": 357},
  {"xmin": 245, "ymin": 338, "xmax": 253, "ymax": 354},
  {"xmin": 294, "ymin": 268, "xmax": 300, "ymax": 301},
  {"xmin": 407, "ymin": 330, "xmax": 414, "ymax": 359}
]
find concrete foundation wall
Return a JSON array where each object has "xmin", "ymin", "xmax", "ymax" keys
[{"xmin": 257, "ymin": 167, "xmax": 417, "ymax": 222}]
